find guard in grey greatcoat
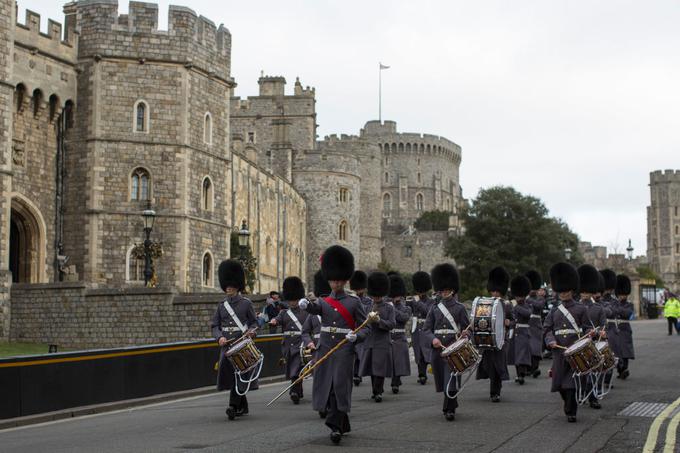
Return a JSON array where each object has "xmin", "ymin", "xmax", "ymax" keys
[
  {"xmin": 511, "ymin": 276, "xmax": 533, "ymax": 385},
  {"xmin": 210, "ymin": 260, "xmax": 259, "ymax": 421},
  {"xmin": 577, "ymin": 264, "xmax": 609, "ymax": 409},
  {"xmin": 350, "ymin": 270, "xmax": 372, "ymax": 387},
  {"xmin": 389, "ymin": 274, "xmax": 412, "ymax": 394},
  {"xmin": 359, "ymin": 272, "xmax": 395, "ymax": 402},
  {"xmin": 409, "ymin": 271, "xmax": 435, "ymax": 385},
  {"xmin": 422, "ymin": 263, "xmax": 470, "ymax": 421},
  {"xmin": 614, "ymin": 274, "xmax": 635, "ymax": 379},
  {"xmin": 544, "ymin": 262, "xmax": 593, "ymax": 423},
  {"xmin": 525, "ymin": 270, "xmax": 545, "ymax": 377},
  {"xmin": 600, "ymin": 269, "xmax": 620, "ymax": 386},
  {"xmin": 269, "ymin": 276, "xmax": 308, "ymax": 404},
  {"xmin": 299, "ymin": 245, "xmax": 370, "ymax": 445},
  {"xmin": 476, "ymin": 266, "xmax": 513, "ymax": 403}
]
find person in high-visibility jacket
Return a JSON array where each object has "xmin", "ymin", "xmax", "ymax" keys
[{"xmin": 663, "ymin": 291, "xmax": 680, "ymax": 335}]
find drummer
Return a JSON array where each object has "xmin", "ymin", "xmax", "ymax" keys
[
  {"xmin": 422, "ymin": 263, "xmax": 470, "ymax": 421},
  {"xmin": 599, "ymin": 269, "xmax": 619, "ymax": 387},
  {"xmin": 476, "ymin": 267, "xmax": 513, "ymax": 403},
  {"xmin": 544, "ymin": 262, "xmax": 593, "ymax": 423},
  {"xmin": 269, "ymin": 276, "xmax": 309, "ymax": 404},
  {"xmin": 510, "ymin": 276, "xmax": 533, "ymax": 385},
  {"xmin": 210, "ymin": 260, "xmax": 259, "ymax": 421}
]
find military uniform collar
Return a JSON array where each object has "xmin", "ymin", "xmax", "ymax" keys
[
  {"xmin": 561, "ymin": 298, "xmax": 576, "ymax": 308},
  {"xmin": 225, "ymin": 294, "xmax": 241, "ymax": 304},
  {"xmin": 329, "ymin": 290, "xmax": 346, "ymax": 300}
]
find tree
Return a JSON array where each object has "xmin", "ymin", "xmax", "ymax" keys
[
  {"xmin": 636, "ymin": 266, "xmax": 664, "ymax": 288},
  {"xmin": 414, "ymin": 210, "xmax": 450, "ymax": 231},
  {"xmin": 230, "ymin": 232, "xmax": 258, "ymax": 294},
  {"xmin": 446, "ymin": 186, "xmax": 581, "ymax": 299}
]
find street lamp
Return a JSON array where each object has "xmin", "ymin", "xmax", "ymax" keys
[
  {"xmin": 238, "ymin": 220, "xmax": 250, "ymax": 260},
  {"xmin": 564, "ymin": 247, "xmax": 572, "ymax": 262},
  {"xmin": 626, "ymin": 239, "xmax": 634, "ymax": 261},
  {"xmin": 142, "ymin": 203, "xmax": 156, "ymax": 286}
]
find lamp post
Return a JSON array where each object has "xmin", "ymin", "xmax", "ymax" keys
[
  {"xmin": 238, "ymin": 220, "xmax": 250, "ymax": 260},
  {"xmin": 626, "ymin": 239, "xmax": 634, "ymax": 261},
  {"xmin": 142, "ymin": 203, "xmax": 156, "ymax": 286},
  {"xmin": 564, "ymin": 247, "xmax": 572, "ymax": 262}
]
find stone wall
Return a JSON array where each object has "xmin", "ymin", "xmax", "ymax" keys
[
  {"xmin": 647, "ymin": 169, "xmax": 680, "ymax": 291},
  {"xmin": 381, "ymin": 230, "xmax": 454, "ymax": 275}
]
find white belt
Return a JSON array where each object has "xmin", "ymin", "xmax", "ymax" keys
[
  {"xmin": 530, "ymin": 314, "xmax": 541, "ymax": 319},
  {"xmin": 321, "ymin": 326, "xmax": 352, "ymax": 334},
  {"xmin": 283, "ymin": 331, "xmax": 301, "ymax": 336},
  {"xmin": 391, "ymin": 329, "xmax": 406, "ymax": 334},
  {"xmin": 555, "ymin": 329, "xmax": 579, "ymax": 336},
  {"xmin": 313, "ymin": 334, "xmax": 320, "ymax": 339},
  {"xmin": 221, "ymin": 326, "xmax": 242, "ymax": 332},
  {"xmin": 608, "ymin": 320, "xmax": 629, "ymax": 325},
  {"xmin": 434, "ymin": 329, "xmax": 459, "ymax": 335},
  {"xmin": 515, "ymin": 323, "xmax": 530, "ymax": 328}
]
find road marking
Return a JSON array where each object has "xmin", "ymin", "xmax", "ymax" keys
[
  {"xmin": 663, "ymin": 407, "xmax": 680, "ymax": 453},
  {"xmin": 643, "ymin": 395, "xmax": 680, "ymax": 453}
]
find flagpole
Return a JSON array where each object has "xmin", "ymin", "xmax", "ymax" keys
[{"xmin": 378, "ymin": 63, "xmax": 382, "ymax": 123}]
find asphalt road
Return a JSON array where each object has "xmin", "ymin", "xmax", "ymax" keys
[{"xmin": 1, "ymin": 319, "xmax": 678, "ymax": 453}]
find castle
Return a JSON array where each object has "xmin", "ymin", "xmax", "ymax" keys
[
  {"xmin": 0, "ymin": 1, "xmax": 462, "ymax": 343},
  {"xmin": 647, "ymin": 170, "xmax": 680, "ymax": 291}
]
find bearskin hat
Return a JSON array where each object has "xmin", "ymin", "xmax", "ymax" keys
[
  {"xmin": 349, "ymin": 270, "xmax": 368, "ymax": 291},
  {"xmin": 412, "ymin": 271, "xmax": 432, "ymax": 294},
  {"xmin": 487, "ymin": 266, "xmax": 510, "ymax": 295},
  {"xmin": 597, "ymin": 272, "xmax": 605, "ymax": 294},
  {"xmin": 615, "ymin": 274, "xmax": 631, "ymax": 296},
  {"xmin": 389, "ymin": 274, "xmax": 407, "ymax": 298},
  {"xmin": 282, "ymin": 276, "xmax": 305, "ymax": 301},
  {"xmin": 321, "ymin": 245, "xmax": 355, "ymax": 281},
  {"xmin": 313, "ymin": 270, "xmax": 331, "ymax": 298},
  {"xmin": 367, "ymin": 272, "xmax": 390, "ymax": 298},
  {"xmin": 550, "ymin": 262, "xmax": 579, "ymax": 293},
  {"xmin": 431, "ymin": 263, "xmax": 460, "ymax": 292},
  {"xmin": 510, "ymin": 275, "xmax": 531, "ymax": 298},
  {"xmin": 525, "ymin": 270, "xmax": 543, "ymax": 291},
  {"xmin": 577, "ymin": 265, "xmax": 601, "ymax": 294},
  {"xmin": 600, "ymin": 269, "xmax": 617, "ymax": 291},
  {"xmin": 218, "ymin": 259, "xmax": 245, "ymax": 292}
]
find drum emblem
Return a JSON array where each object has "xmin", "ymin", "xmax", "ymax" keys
[{"xmin": 478, "ymin": 319, "xmax": 489, "ymax": 330}]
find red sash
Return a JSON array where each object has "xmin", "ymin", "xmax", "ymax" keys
[{"xmin": 324, "ymin": 296, "xmax": 356, "ymax": 330}]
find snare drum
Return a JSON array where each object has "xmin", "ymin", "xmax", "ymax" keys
[
  {"xmin": 595, "ymin": 341, "xmax": 616, "ymax": 372},
  {"xmin": 441, "ymin": 337, "xmax": 480, "ymax": 375},
  {"xmin": 226, "ymin": 337, "xmax": 263, "ymax": 374},
  {"xmin": 564, "ymin": 338, "xmax": 602, "ymax": 375},
  {"xmin": 471, "ymin": 297, "xmax": 505, "ymax": 349}
]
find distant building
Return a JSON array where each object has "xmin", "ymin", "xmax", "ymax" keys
[{"xmin": 647, "ymin": 170, "xmax": 680, "ymax": 291}]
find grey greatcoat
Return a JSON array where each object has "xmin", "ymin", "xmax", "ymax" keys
[
  {"xmin": 305, "ymin": 291, "xmax": 368, "ymax": 413},
  {"xmin": 354, "ymin": 295, "xmax": 373, "ymax": 370},
  {"xmin": 422, "ymin": 296, "xmax": 471, "ymax": 393},
  {"xmin": 511, "ymin": 299, "xmax": 532, "ymax": 367},
  {"xmin": 359, "ymin": 300, "xmax": 395, "ymax": 378},
  {"xmin": 301, "ymin": 312, "xmax": 322, "ymax": 361},
  {"xmin": 610, "ymin": 299, "xmax": 635, "ymax": 359},
  {"xmin": 581, "ymin": 298, "xmax": 608, "ymax": 331},
  {"xmin": 273, "ymin": 306, "xmax": 309, "ymax": 379},
  {"xmin": 409, "ymin": 295, "xmax": 436, "ymax": 364},
  {"xmin": 543, "ymin": 298, "xmax": 591, "ymax": 392},
  {"xmin": 526, "ymin": 295, "xmax": 545, "ymax": 356},
  {"xmin": 210, "ymin": 295, "xmax": 259, "ymax": 392},
  {"xmin": 476, "ymin": 300, "xmax": 513, "ymax": 381},
  {"xmin": 391, "ymin": 299, "xmax": 412, "ymax": 377}
]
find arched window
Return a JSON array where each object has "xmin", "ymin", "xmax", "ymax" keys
[
  {"xmin": 48, "ymin": 94, "xmax": 59, "ymax": 121},
  {"xmin": 202, "ymin": 176, "xmax": 213, "ymax": 211},
  {"xmin": 676, "ymin": 225, "xmax": 679, "ymax": 235},
  {"xmin": 417, "ymin": 172, "xmax": 421, "ymax": 184},
  {"xmin": 204, "ymin": 112, "xmax": 212, "ymax": 144},
  {"xmin": 399, "ymin": 143, "xmax": 404, "ymax": 152},
  {"xmin": 384, "ymin": 172, "xmax": 389, "ymax": 183},
  {"xmin": 14, "ymin": 84, "xmax": 26, "ymax": 112},
  {"xmin": 338, "ymin": 220, "xmax": 348, "ymax": 241},
  {"xmin": 202, "ymin": 252, "xmax": 213, "ymax": 287},
  {"xmin": 130, "ymin": 168, "xmax": 151, "ymax": 201},
  {"xmin": 383, "ymin": 193, "xmax": 391, "ymax": 217},
  {"xmin": 406, "ymin": 143, "xmax": 411, "ymax": 152},
  {"xmin": 416, "ymin": 193, "xmax": 424, "ymax": 211},
  {"xmin": 126, "ymin": 246, "xmax": 144, "ymax": 282},
  {"xmin": 384, "ymin": 155, "xmax": 389, "ymax": 166},
  {"xmin": 339, "ymin": 187, "xmax": 349, "ymax": 204},
  {"xmin": 64, "ymin": 100, "xmax": 74, "ymax": 129},
  {"xmin": 133, "ymin": 100, "xmax": 149, "ymax": 132},
  {"xmin": 391, "ymin": 143, "xmax": 397, "ymax": 152},
  {"xmin": 33, "ymin": 89, "xmax": 43, "ymax": 117},
  {"xmin": 445, "ymin": 197, "xmax": 451, "ymax": 211}
]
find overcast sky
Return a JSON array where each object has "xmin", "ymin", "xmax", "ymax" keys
[{"xmin": 21, "ymin": 1, "xmax": 679, "ymax": 257}]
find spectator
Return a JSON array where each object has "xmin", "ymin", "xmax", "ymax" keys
[
  {"xmin": 663, "ymin": 290, "xmax": 680, "ymax": 335},
  {"xmin": 265, "ymin": 291, "xmax": 281, "ymax": 334}
]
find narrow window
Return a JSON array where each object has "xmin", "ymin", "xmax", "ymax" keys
[
  {"xmin": 384, "ymin": 172, "xmax": 389, "ymax": 183},
  {"xmin": 14, "ymin": 84, "xmax": 26, "ymax": 112},
  {"xmin": 403, "ymin": 245, "xmax": 413, "ymax": 257},
  {"xmin": 127, "ymin": 246, "xmax": 144, "ymax": 282},
  {"xmin": 676, "ymin": 206, "xmax": 679, "ymax": 216},
  {"xmin": 136, "ymin": 103, "xmax": 146, "ymax": 132},
  {"xmin": 130, "ymin": 168, "xmax": 151, "ymax": 201},
  {"xmin": 202, "ymin": 177, "xmax": 213, "ymax": 211},
  {"xmin": 202, "ymin": 252, "xmax": 213, "ymax": 287},
  {"xmin": 416, "ymin": 193, "xmax": 424, "ymax": 211},
  {"xmin": 676, "ymin": 225, "xmax": 679, "ymax": 235},
  {"xmin": 248, "ymin": 131, "xmax": 255, "ymax": 143},
  {"xmin": 338, "ymin": 220, "xmax": 348, "ymax": 241},
  {"xmin": 33, "ymin": 89, "xmax": 43, "ymax": 117},
  {"xmin": 339, "ymin": 188, "xmax": 349, "ymax": 204},
  {"xmin": 383, "ymin": 193, "xmax": 391, "ymax": 217},
  {"xmin": 204, "ymin": 113, "xmax": 212, "ymax": 144},
  {"xmin": 417, "ymin": 173, "xmax": 421, "ymax": 184}
]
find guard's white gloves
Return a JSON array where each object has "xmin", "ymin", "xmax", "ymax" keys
[
  {"xmin": 345, "ymin": 331, "xmax": 357, "ymax": 342},
  {"xmin": 298, "ymin": 298, "xmax": 309, "ymax": 310}
]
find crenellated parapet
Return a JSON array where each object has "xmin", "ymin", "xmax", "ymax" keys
[
  {"xmin": 73, "ymin": 1, "xmax": 231, "ymax": 82},
  {"xmin": 292, "ymin": 149, "xmax": 360, "ymax": 178},
  {"xmin": 14, "ymin": 8, "xmax": 78, "ymax": 60},
  {"xmin": 650, "ymin": 169, "xmax": 680, "ymax": 184}
]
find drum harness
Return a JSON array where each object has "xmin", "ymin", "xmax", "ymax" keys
[
  {"xmin": 224, "ymin": 300, "xmax": 264, "ymax": 396},
  {"xmin": 585, "ymin": 300, "xmax": 617, "ymax": 400},
  {"xmin": 438, "ymin": 302, "xmax": 480, "ymax": 400}
]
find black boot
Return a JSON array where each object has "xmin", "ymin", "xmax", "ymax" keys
[
  {"xmin": 226, "ymin": 406, "xmax": 236, "ymax": 420},
  {"xmin": 445, "ymin": 411, "xmax": 456, "ymax": 421},
  {"xmin": 290, "ymin": 392, "xmax": 300, "ymax": 405},
  {"xmin": 392, "ymin": 386, "xmax": 399, "ymax": 394},
  {"xmin": 330, "ymin": 431, "xmax": 342, "ymax": 444}
]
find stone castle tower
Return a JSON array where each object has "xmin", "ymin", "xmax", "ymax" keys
[{"xmin": 647, "ymin": 169, "xmax": 680, "ymax": 291}]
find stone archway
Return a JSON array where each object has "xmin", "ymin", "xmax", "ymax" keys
[{"xmin": 9, "ymin": 197, "xmax": 45, "ymax": 283}]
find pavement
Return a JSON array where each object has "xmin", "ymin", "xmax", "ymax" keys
[{"xmin": 0, "ymin": 319, "xmax": 678, "ymax": 453}]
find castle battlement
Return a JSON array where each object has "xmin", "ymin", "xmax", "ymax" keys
[
  {"xmin": 650, "ymin": 169, "xmax": 680, "ymax": 184},
  {"xmin": 74, "ymin": 1, "xmax": 231, "ymax": 81},
  {"xmin": 14, "ymin": 7, "xmax": 77, "ymax": 61},
  {"xmin": 292, "ymin": 150, "xmax": 360, "ymax": 177}
]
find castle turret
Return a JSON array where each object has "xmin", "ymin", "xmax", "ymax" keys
[{"xmin": 647, "ymin": 169, "xmax": 680, "ymax": 291}]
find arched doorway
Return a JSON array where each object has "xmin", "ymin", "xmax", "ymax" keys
[{"xmin": 9, "ymin": 197, "xmax": 44, "ymax": 283}]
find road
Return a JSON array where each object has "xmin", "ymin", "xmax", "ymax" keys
[{"xmin": 1, "ymin": 319, "xmax": 678, "ymax": 452}]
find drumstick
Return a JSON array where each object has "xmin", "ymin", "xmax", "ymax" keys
[{"xmin": 552, "ymin": 345, "xmax": 568, "ymax": 350}]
